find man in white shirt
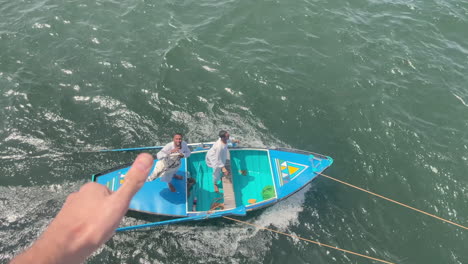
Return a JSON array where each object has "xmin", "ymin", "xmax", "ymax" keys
[
  {"xmin": 205, "ymin": 130, "xmax": 231, "ymax": 193},
  {"xmin": 147, "ymin": 133, "xmax": 191, "ymax": 192}
]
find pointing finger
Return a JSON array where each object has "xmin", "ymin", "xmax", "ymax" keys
[{"xmin": 112, "ymin": 153, "xmax": 153, "ymax": 205}]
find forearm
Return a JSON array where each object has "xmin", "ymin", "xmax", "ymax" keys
[
  {"xmin": 156, "ymin": 151, "xmax": 168, "ymax": 160},
  {"xmin": 12, "ymin": 208, "xmax": 103, "ymax": 264},
  {"xmin": 12, "ymin": 230, "xmax": 76, "ymax": 264}
]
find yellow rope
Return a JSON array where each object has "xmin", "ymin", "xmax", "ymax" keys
[
  {"xmin": 222, "ymin": 216, "xmax": 394, "ymax": 264},
  {"xmin": 221, "ymin": 171, "xmax": 465, "ymax": 263},
  {"xmin": 318, "ymin": 173, "xmax": 468, "ymax": 230},
  {"xmin": 208, "ymin": 197, "xmax": 224, "ymax": 213}
]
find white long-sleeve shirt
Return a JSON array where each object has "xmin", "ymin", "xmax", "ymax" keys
[
  {"xmin": 156, "ymin": 141, "xmax": 191, "ymax": 160},
  {"xmin": 205, "ymin": 139, "xmax": 228, "ymax": 168}
]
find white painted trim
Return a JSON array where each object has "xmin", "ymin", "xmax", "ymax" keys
[
  {"xmin": 185, "ymin": 157, "xmax": 189, "ymax": 213},
  {"xmin": 267, "ymin": 150, "xmax": 278, "ymax": 198}
]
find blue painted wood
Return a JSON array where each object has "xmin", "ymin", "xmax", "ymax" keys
[
  {"xmin": 97, "ymin": 141, "xmax": 217, "ymax": 153},
  {"xmin": 130, "ymin": 158, "xmax": 188, "ymax": 216},
  {"xmin": 116, "ymin": 206, "xmax": 247, "ymax": 232},
  {"xmin": 99, "ymin": 146, "xmax": 165, "ymax": 152},
  {"xmin": 95, "ymin": 159, "xmax": 188, "ymax": 216},
  {"xmin": 269, "ymin": 150, "xmax": 333, "ymax": 200}
]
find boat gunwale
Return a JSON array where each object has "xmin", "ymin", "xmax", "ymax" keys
[{"xmin": 91, "ymin": 147, "xmax": 331, "ymax": 178}]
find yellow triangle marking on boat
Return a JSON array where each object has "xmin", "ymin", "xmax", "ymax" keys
[
  {"xmin": 281, "ymin": 166, "xmax": 287, "ymax": 170},
  {"xmin": 288, "ymin": 166, "xmax": 299, "ymax": 175}
]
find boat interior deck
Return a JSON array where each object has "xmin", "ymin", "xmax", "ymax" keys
[
  {"xmin": 94, "ymin": 148, "xmax": 292, "ymax": 215},
  {"xmin": 230, "ymin": 149, "xmax": 275, "ymax": 206},
  {"xmin": 187, "ymin": 150, "xmax": 275, "ymax": 212},
  {"xmin": 94, "ymin": 160, "xmax": 188, "ymax": 216},
  {"xmin": 221, "ymin": 175, "xmax": 236, "ymax": 209}
]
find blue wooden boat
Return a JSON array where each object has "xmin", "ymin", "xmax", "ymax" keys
[{"xmin": 92, "ymin": 144, "xmax": 333, "ymax": 231}]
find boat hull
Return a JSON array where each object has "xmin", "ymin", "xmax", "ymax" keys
[{"xmin": 92, "ymin": 147, "xmax": 333, "ymax": 225}]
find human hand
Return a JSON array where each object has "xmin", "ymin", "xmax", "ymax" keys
[
  {"xmin": 11, "ymin": 153, "xmax": 154, "ymax": 264},
  {"xmin": 222, "ymin": 167, "xmax": 229, "ymax": 176}
]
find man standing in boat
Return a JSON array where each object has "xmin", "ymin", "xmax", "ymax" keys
[
  {"xmin": 147, "ymin": 133, "xmax": 191, "ymax": 192},
  {"xmin": 205, "ymin": 130, "xmax": 232, "ymax": 193}
]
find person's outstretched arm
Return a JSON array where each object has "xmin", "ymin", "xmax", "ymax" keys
[
  {"xmin": 156, "ymin": 143, "xmax": 171, "ymax": 160},
  {"xmin": 10, "ymin": 153, "xmax": 154, "ymax": 264},
  {"xmin": 181, "ymin": 141, "xmax": 191, "ymax": 158}
]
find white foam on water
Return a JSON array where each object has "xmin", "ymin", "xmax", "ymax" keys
[
  {"xmin": 98, "ymin": 61, "xmax": 111, "ymax": 66},
  {"xmin": 224, "ymin": 87, "xmax": 235, "ymax": 95},
  {"xmin": 407, "ymin": 59, "xmax": 416, "ymax": 69},
  {"xmin": 91, "ymin": 96, "xmax": 126, "ymax": 110},
  {"xmin": 197, "ymin": 96, "xmax": 208, "ymax": 103},
  {"xmin": 109, "ymin": 221, "xmax": 267, "ymax": 262},
  {"xmin": 195, "ymin": 55, "xmax": 208, "ymax": 63},
  {"xmin": 32, "ymin": 23, "xmax": 51, "ymax": 29},
  {"xmin": 253, "ymin": 185, "xmax": 310, "ymax": 230},
  {"xmin": 348, "ymin": 138, "xmax": 363, "ymax": 155},
  {"xmin": 43, "ymin": 111, "xmax": 73, "ymax": 124},
  {"xmin": 202, "ymin": 65, "xmax": 218, "ymax": 72},
  {"xmin": 452, "ymin": 93, "xmax": 468, "ymax": 107},
  {"xmin": 4, "ymin": 132, "xmax": 50, "ymax": 152},
  {"xmin": 4, "ymin": 89, "xmax": 28, "ymax": 100},
  {"xmin": 61, "ymin": 69, "xmax": 73, "ymax": 75},
  {"xmin": 121, "ymin": 61, "xmax": 135, "ymax": 69}
]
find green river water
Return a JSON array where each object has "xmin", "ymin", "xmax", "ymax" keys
[{"xmin": 0, "ymin": 0, "xmax": 467, "ymax": 263}]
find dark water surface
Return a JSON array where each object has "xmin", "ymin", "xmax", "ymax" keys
[{"xmin": 1, "ymin": 0, "xmax": 467, "ymax": 263}]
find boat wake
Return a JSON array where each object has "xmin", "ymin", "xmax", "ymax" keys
[
  {"xmin": 96, "ymin": 185, "xmax": 311, "ymax": 263},
  {"xmin": 1, "ymin": 171, "xmax": 309, "ymax": 263}
]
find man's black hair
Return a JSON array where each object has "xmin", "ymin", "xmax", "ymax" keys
[
  {"xmin": 173, "ymin": 133, "xmax": 183, "ymax": 137},
  {"xmin": 219, "ymin": 130, "xmax": 228, "ymax": 138}
]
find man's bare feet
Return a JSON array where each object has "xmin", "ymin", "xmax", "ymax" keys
[
  {"xmin": 214, "ymin": 184, "xmax": 219, "ymax": 193},
  {"xmin": 173, "ymin": 175, "xmax": 183, "ymax": 180},
  {"xmin": 168, "ymin": 183, "xmax": 176, "ymax": 192}
]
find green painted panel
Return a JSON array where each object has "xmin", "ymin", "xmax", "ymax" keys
[
  {"xmin": 230, "ymin": 150, "xmax": 274, "ymax": 206},
  {"xmin": 187, "ymin": 152, "xmax": 223, "ymax": 211}
]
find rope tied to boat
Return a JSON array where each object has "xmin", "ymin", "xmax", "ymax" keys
[
  {"xmin": 223, "ymin": 171, "xmax": 466, "ymax": 264},
  {"xmin": 222, "ymin": 216, "xmax": 395, "ymax": 264},
  {"xmin": 317, "ymin": 173, "xmax": 467, "ymax": 230},
  {"xmin": 208, "ymin": 197, "xmax": 224, "ymax": 213}
]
